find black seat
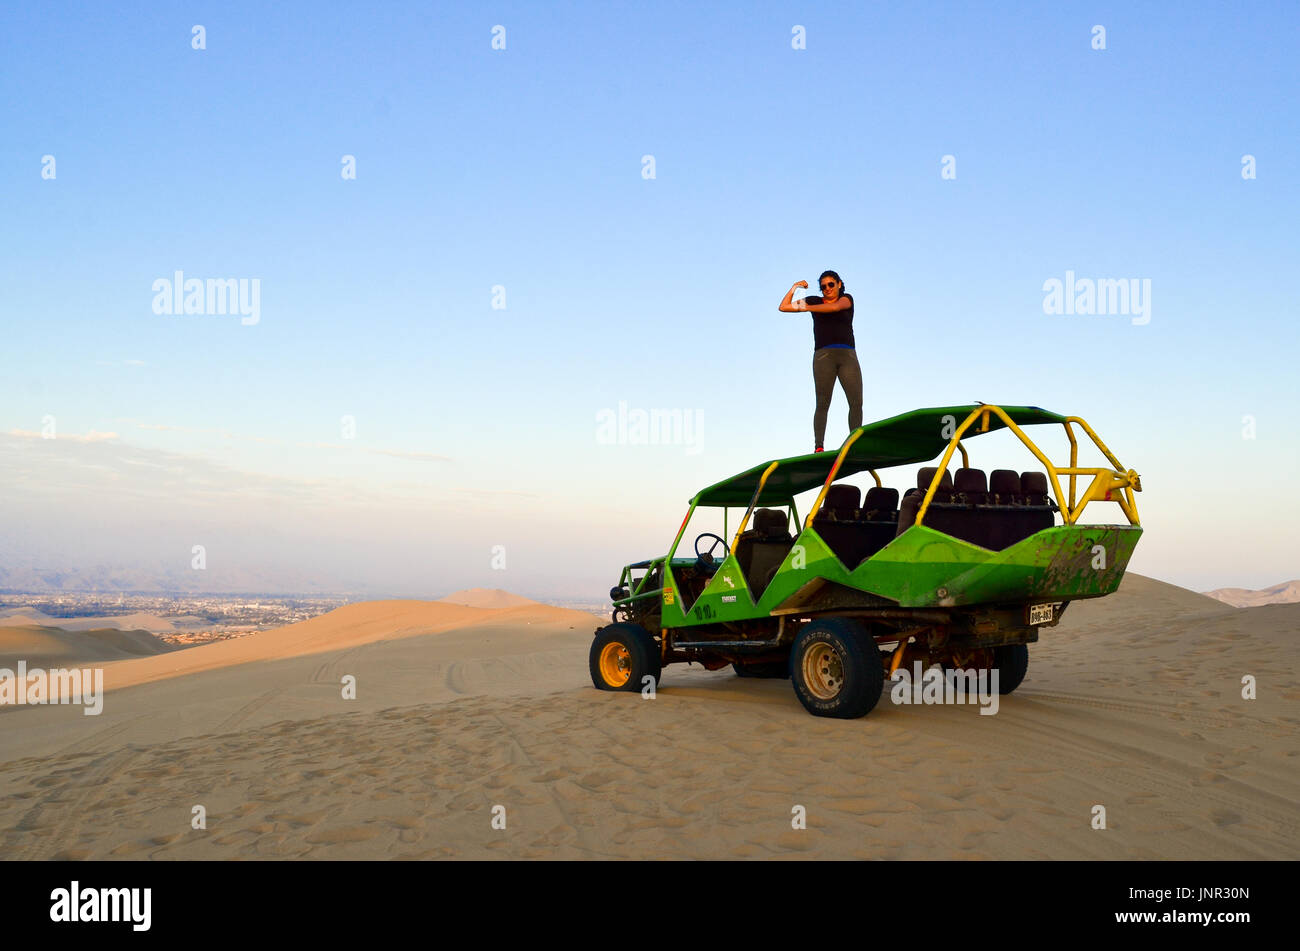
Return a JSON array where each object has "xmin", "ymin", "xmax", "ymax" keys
[
  {"xmin": 812, "ymin": 483, "xmax": 896, "ymax": 569},
  {"xmin": 917, "ymin": 467, "xmax": 954, "ymax": 503},
  {"xmin": 861, "ymin": 486, "xmax": 899, "ymax": 521},
  {"xmin": 899, "ymin": 466, "xmax": 1059, "ymax": 549},
  {"xmin": 821, "ymin": 484, "xmax": 860, "ymax": 519},
  {"xmin": 897, "ymin": 468, "xmax": 952, "ymax": 534},
  {"xmin": 989, "ymin": 469, "xmax": 1020, "ymax": 505},
  {"xmin": 900, "ymin": 466, "xmax": 996, "ymax": 547},
  {"xmin": 954, "ymin": 468, "xmax": 988, "ymax": 505},
  {"xmin": 963, "ymin": 470, "xmax": 1055, "ymax": 549},
  {"xmin": 736, "ymin": 507, "xmax": 794, "ymax": 598},
  {"xmin": 1016, "ymin": 472, "xmax": 1056, "ymax": 538},
  {"xmin": 1019, "ymin": 471, "xmax": 1052, "ymax": 507},
  {"xmin": 911, "ymin": 469, "xmax": 983, "ymax": 542}
]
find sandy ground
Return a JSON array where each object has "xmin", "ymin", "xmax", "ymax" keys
[{"xmin": 0, "ymin": 575, "xmax": 1296, "ymax": 860}]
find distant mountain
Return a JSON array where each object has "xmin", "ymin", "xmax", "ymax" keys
[
  {"xmin": 437, "ymin": 588, "xmax": 539, "ymax": 609},
  {"xmin": 0, "ymin": 559, "xmax": 365, "ymax": 596},
  {"xmin": 0, "ymin": 610, "xmax": 194, "ymax": 633},
  {"xmin": 1203, "ymin": 580, "xmax": 1300, "ymax": 609}
]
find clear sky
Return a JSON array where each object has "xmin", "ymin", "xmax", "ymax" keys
[{"xmin": 2, "ymin": 1, "xmax": 1297, "ymax": 597}]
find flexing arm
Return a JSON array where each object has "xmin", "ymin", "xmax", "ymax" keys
[{"xmin": 778, "ymin": 281, "xmax": 809, "ymax": 312}]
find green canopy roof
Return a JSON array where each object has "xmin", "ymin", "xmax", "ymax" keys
[{"xmin": 692, "ymin": 404, "xmax": 1067, "ymax": 507}]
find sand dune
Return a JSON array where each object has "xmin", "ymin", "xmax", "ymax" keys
[
  {"xmin": 0, "ymin": 607, "xmax": 53, "ymax": 623},
  {"xmin": 1205, "ymin": 579, "xmax": 1300, "ymax": 608},
  {"xmin": 0, "ymin": 624, "xmax": 175, "ymax": 668},
  {"xmin": 90, "ymin": 599, "xmax": 587, "ymax": 693},
  {"xmin": 1070, "ymin": 572, "xmax": 1228, "ymax": 621},
  {"xmin": 0, "ymin": 599, "xmax": 599, "ymax": 765},
  {"xmin": 0, "ymin": 574, "xmax": 1295, "ymax": 860},
  {"xmin": 437, "ymin": 588, "xmax": 539, "ymax": 609},
  {"xmin": 0, "ymin": 610, "xmax": 198, "ymax": 634},
  {"xmin": 51, "ymin": 612, "xmax": 186, "ymax": 633},
  {"xmin": 0, "ymin": 608, "xmax": 69, "ymax": 628}
]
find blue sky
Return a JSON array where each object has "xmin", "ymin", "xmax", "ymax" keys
[{"xmin": 1, "ymin": 1, "xmax": 1297, "ymax": 596}]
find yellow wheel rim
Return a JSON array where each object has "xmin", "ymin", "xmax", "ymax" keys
[
  {"xmin": 599, "ymin": 642, "xmax": 632, "ymax": 687},
  {"xmin": 802, "ymin": 642, "xmax": 844, "ymax": 700}
]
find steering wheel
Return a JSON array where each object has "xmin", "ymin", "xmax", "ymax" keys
[{"xmin": 693, "ymin": 532, "xmax": 729, "ymax": 569}]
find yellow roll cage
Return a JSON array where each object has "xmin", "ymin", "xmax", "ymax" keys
[{"xmin": 803, "ymin": 403, "xmax": 1141, "ymax": 529}]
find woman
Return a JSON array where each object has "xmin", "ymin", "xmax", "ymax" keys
[{"xmin": 778, "ymin": 270, "xmax": 863, "ymax": 452}]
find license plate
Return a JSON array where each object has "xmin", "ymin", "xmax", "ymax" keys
[{"xmin": 1027, "ymin": 602, "xmax": 1054, "ymax": 625}]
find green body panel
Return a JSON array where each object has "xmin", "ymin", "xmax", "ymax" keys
[
  {"xmin": 661, "ymin": 556, "xmax": 752, "ymax": 628},
  {"xmin": 656, "ymin": 524, "xmax": 1142, "ymax": 627},
  {"xmin": 853, "ymin": 524, "xmax": 1142, "ymax": 607},
  {"xmin": 758, "ymin": 530, "xmax": 845, "ymax": 612}
]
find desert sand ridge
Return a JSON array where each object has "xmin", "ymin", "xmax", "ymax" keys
[
  {"xmin": 0, "ymin": 574, "xmax": 1295, "ymax": 859},
  {"xmin": 0, "ymin": 624, "xmax": 175, "ymax": 668},
  {"xmin": 437, "ymin": 588, "xmax": 539, "ymax": 609},
  {"xmin": 94, "ymin": 598, "xmax": 592, "ymax": 692}
]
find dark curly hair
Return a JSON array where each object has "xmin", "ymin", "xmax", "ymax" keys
[{"xmin": 818, "ymin": 270, "xmax": 846, "ymax": 294}]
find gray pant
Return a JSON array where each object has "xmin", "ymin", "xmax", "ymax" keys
[{"xmin": 813, "ymin": 347, "xmax": 863, "ymax": 448}]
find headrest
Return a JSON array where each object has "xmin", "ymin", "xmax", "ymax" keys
[
  {"xmin": 954, "ymin": 468, "xmax": 988, "ymax": 495},
  {"xmin": 917, "ymin": 467, "xmax": 953, "ymax": 492},
  {"xmin": 1020, "ymin": 471, "xmax": 1050, "ymax": 498},
  {"xmin": 989, "ymin": 469, "xmax": 1020, "ymax": 499},
  {"xmin": 823, "ymin": 484, "xmax": 860, "ymax": 515},
  {"xmin": 862, "ymin": 486, "xmax": 899, "ymax": 512},
  {"xmin": 753, "ymin": 508, "xmax": 788, "ymax": 535}
]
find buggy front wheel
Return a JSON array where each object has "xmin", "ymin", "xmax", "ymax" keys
[{"xmin": 590, "ymin": 623, "xmax": 661, "ymax": 692}]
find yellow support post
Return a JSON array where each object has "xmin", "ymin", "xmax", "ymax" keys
[
  {"xmin": 1063, "ymin": 421, "xmax": 1079, "ymax": 510},
  {"xmin": 805, "ymin": 428, "xmax": 866, "ymax": 527},
  {"xmin": 888, "ymin": 635, "xmax": 909, "ymax": 677},
  {"xmin": 731, "ymin": 461, "xmax": 780, "ymax": 552}
]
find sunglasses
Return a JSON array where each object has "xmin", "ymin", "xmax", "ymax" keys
[{"xmin": 819, "ymin": 281, "xmax": 837, "ymax": 290}]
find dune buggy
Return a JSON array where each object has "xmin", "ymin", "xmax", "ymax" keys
[{"xmin": 589, "ymin": 403, "xmax": 1143, "ymax": 718}]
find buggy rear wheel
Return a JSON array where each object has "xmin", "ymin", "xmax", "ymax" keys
[
  {"xmin": 992, "ymin": 643, "xmax": 1029, "ymax": 694},
  {"xmin": 942, "ymin": 643, "xmax": 1029, "ymax": 695},
  {"xmin": 790, "ymin": 618, "xmax": 883, "ymax": 718}
]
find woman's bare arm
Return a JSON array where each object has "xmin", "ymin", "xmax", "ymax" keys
[
  {"xmin": 801, "ymin": 296, "xmax": 852, "ymax": 313},
  {"xmin": 778, "ymin": 280, "xmax": 809, "ymax": 312}
]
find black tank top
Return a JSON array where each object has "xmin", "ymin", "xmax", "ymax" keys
[{"xmin": 808, "ymin": 293, "xmax": 854, "ymax": 350}]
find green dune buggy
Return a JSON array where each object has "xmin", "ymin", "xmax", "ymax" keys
[{"xmin": 589, "ymin": 403, "xmax": 1143, "ymax": 718}]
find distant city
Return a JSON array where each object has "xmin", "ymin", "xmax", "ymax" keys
[{"xmin": 0, "ymin": 591, "xmax": 611, "ymax": 644}]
